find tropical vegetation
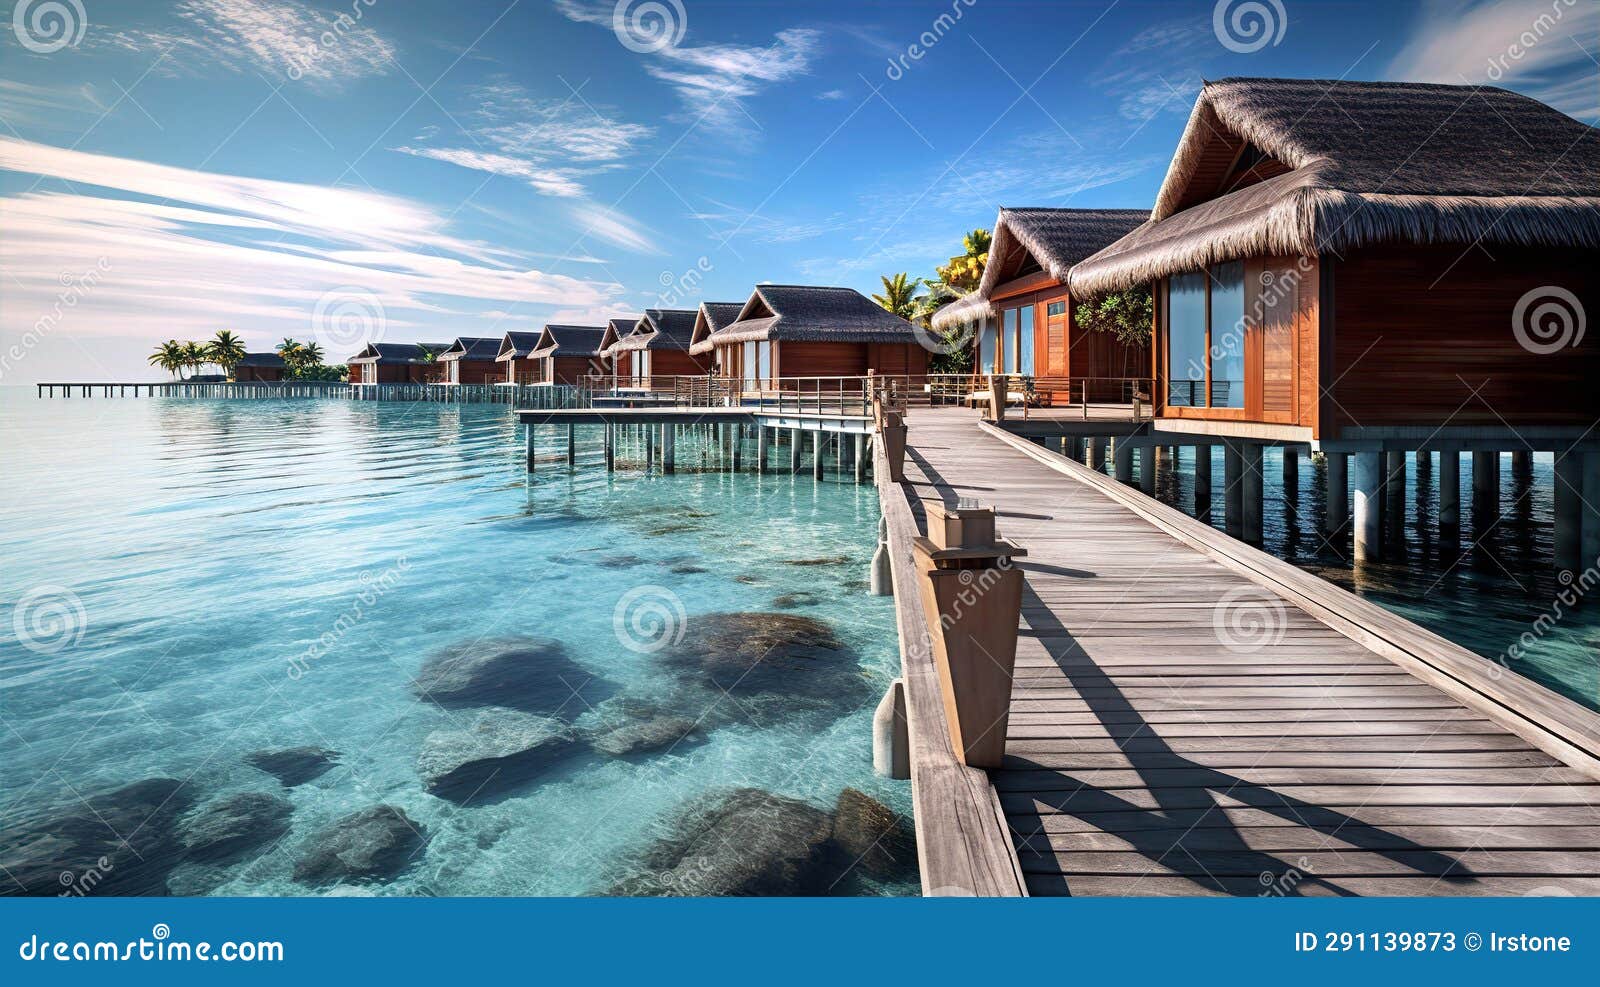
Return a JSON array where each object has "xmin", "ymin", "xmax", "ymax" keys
[
  {"xmin": 870, "ymin": 227, "xmax": 992, "ymax": 374},
  {"xmin": 146, "ymin": 331, "xmax": 345, "ymax": 380}
]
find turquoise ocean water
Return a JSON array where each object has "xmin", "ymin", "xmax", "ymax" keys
[{"xmin": 0, "ymin": 389, "xmax": 911, "ymax": 895}]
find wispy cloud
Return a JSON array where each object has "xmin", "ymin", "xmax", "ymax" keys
[
  {"xmin": 1092, "ymin": 20, "xmax": 1212, "ymax": 123},
  {"xmin": 688, "ymin": 197, "xmax": 854, "ymax": 244},
  {"xmin": 389, "ymin": 80, "xmax": 652, "ymax": 198},
  {"xmin": 106, "ymin": 0, "xmax": 396, "ymax": 85},
  {"xmin": 1389, "ymin": 0, "xmax": 1600, "ymax": 121},
  {"xmin": 0, "ymin": 79, "xmax": 106, "ymax": 129},
  {"xmin": 569, "ymin": 202, "xmax": 663, "ymax": 255},
  {"xmin": 0, "ymin": 137, "xmax": 621, "ymax": 350},
  {"xmin": 553, "ymin": 1, "xmax": 820, "ymax": 133}
]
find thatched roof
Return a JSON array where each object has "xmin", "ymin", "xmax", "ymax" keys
[
  {"xmin": 496, "ymin": 331, "xmax": 544, "ymax": 362},
  {"xmin": 610, "ymin": 308, "xmax": 698, "ymax": 353},
  {"xmin": 1070, "ymin": 78, "xmax": 1600, "ymax": 297},
  {"xmin": 598, "ymin": 318, "xmax": 638, "ymax": 356},
  {"xmin": 529, "ymin": 324, "xmax": 607, "ymax": 359},
  {"xmin": 690, "ymin": 285, "xmax": 920, "ymax": 353},
  {"xmin": 438, "ymin": 337, "xmax": 501, "ymax": 362},
  {"xmin": 236, "ymin": 352, "xmax": 285, "ymax": 368},
  {"xmin": 930, "ymin": 208, "xmax": 1148, "ymax": 331},
  {"xmin": 688, "ymin": 302, "xmax": 747, "ymax": 353},
  {"xmin": 347, "ymin": 342, "xmax": 451, "ymax": 365}
]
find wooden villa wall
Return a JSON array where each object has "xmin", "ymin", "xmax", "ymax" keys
[
  {"xmin": 550, "ymin": 356, "xmax": 599, "ymax": 385},
  {"xmin": 447, "ymin": 358, "xmax": 500, "ymax": 386},
  {"xmin": 501, "ymin": 357, "xmax": 540, "ymax": 383},
  {"xmin": 1327, "ymin": 245, "xmax": 1599, "ymax": 433},
  {"xmin": 358, "ymin": 363, "xmax": 424, "ymax": 384},
  {"xmin": 648, "ymin": 349, "xmax": 707, "ymax": 377},
  {"xmin": 234, "ymin": 366, "xmax": 284, "ymax": 382}
]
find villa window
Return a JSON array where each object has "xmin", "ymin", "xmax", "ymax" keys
[
  {"xmin": 756, "ymin": 341, "xmax": 771, "ymax": 385},
  {"xmin": 743, "ymin": 340, "xmax": 757, "ymax": 386},
  {"xmin": 1002, "ymin": 309, "xmax": 1019, "ymax": 375},
  {"xmin": 1209, "ymin": 262, "xmax": 1245, "ymax": 408},
  {"xmin": 1167, "ymin": 271, "xmax": 1207, "ymax": 406},
  {"xmin": 1016, "ymin": 305, "xmax": 1035, "ymax": 376},
  {"xmin": 978, "ymin": 318, "xmax": 996, "ymax": 374}
]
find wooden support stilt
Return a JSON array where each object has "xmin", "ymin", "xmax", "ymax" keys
[
  {"xmin": 524, "ymin": 424, "xmax": 535, "ymax": 472},
  {"xmin": 1113, "ymin": 440, "xmax": 1133, "ymax": 485},
  {"xmin": 1353, "ymin": 451, "xmax": 1383, "ymax": 561},
  {"xmin": 854, "ymin": 433, "xmax": 866, "ymax": 484},
  {"xmin": 813, "ymin": 432, "xmax": 825, "ymax": 481},
  {"xmin": 662, "ymin": 423, "xmax": 675, "ymax": 474},
  {"xmin": 791, "ymin": 428, "xmax": 803, "ymax": 473},
  {"xmin": 1224, "ymin": 442, "xmax": 1244, "ymax": 539},
  {"xmin": 1439, "ymin": 450, "xmax": 1461, "ymax": 533},
  {"xmin": 1242, "ymin": 444, "xmax": 1263, "ymax": 544},
  {"xmin": 757, "ymin": 426, "xmax": 768, "ymax": 473},
  {"xmin": 1194, "ymin": 445, "xmax": 1213, "ymax": 521},
  {"xmin": 566, "ymin": 424, "xmax": 576, "ymax": 466}
]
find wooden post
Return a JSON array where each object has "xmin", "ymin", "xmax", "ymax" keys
[
  {"xmin": 813, "ymin": 432, "xmax": 825, "ymax": 480},
  {"xmin": 872, "ymin": 679, "xmax": 910, "ymax": 780},
  {"xmin": 1089, "ymin": 436, "xmax": 1106, "ymax": 471},
  {"xmin": 604, "ymin": 423, "xmax": 615, "ymax": 471},
  {"xmin": 1223, "ymin": 442, "xmax": 1244, "ymax": 539},
  {"xmin": 1554, "ymin": 452, "xmax": 1581, "ymax": 574},
  {"xmin": 662, "ymin": 423, "xmax": 675, "ymax": 474},
  {"xmin": 757, "ymin": 425, "xmax": 768, "ymax": 473},
  {"xmin": 911, "ymin": 505, "xmax": 1026, "ymax": 769},
  {"xmin": 1325, "ymin": 452, "xmax": 1347, "ymax": 534},
  {"xmin": 791, "ymin": 428, "xmax": 804, "ymax": 473},
  {"xmin": 854, "ymin": 433, "xmax": 866, "ymax": 484},
  {"xmin": 524, "ymin": 424, "xmax": 535, "ymax": 472},
  {"xmin": 986, "ymin": 374, "xmax": 1005, "ymax": 423},
  {"xmin": 1194, "ymin": 445, "xmax": 1213, "ymax": 521},
  {"xmin": 870, "ymin": 517, "xmax": 893, "ymax": 596},
  {"xmin": 1473, "ymin": 450, "xmax": 1500, "ymax": 522},
  {"xmin": 1281, "ymin": 446, "xmax": 1299, "ymax": 513},
  {"xmin": 1137, "ymin": 445, "xmax": 1155, "ymax": 495},
  {"xmin": 1511, "ymin": 450, "xmax": 1532, "ymax": 477},
  {"xmin": 1242, "ymin": 443, "xmax": 1264, "ymax": 544},
  {"xmin": 1353, "ymin": 451, "xmax": 1383, "ymax": 561},
  {"xmin": 880, "ymin": 413, "xmax": 907, "ymax": 483},
  {"xmin": 1385, "ymin": 451, "xmax": 1407, "ymax": 529},
  {"xmin": 731, "ymin": 424, "xmax": 743, "ymax": 472},
  {"xmin": 566, "ymin": 424, "xmax": 576, "ymax": 466},
  {"xmin": 1113, "ymin": 439, "xmax": 1133, "ymax": 485},
  {"xmin": 645, "ymin": 424, "xmax": 656, "ymax": 470},
  {"xmin": 1439, "ymin": 450, "xmax": 1461, "ymax": 533}
]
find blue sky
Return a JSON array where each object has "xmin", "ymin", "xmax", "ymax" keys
[{"xmin": 1, "ymin": 0, "xmax": 1596, "ymax": 378}]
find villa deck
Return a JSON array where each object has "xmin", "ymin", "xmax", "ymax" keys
[{"xmin": 885, "ymin": 408, "xmax": 1600, "ymax": 896}]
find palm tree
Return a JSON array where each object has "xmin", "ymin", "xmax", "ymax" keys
[
  {"xmin": 872, "ymin": 273, "xmax": 921, "ymax": 320},
  {"xmin": 276, "ymin": 337, "xmax": 304, "ymax": 365},
  {"xmin": 208, "ymin": 330, "xmax": 247, "ymax": 377},
  {"xmin": 936, "ymin": 228, "xmax": 991, "ymax": 294},
  {"xmin": 181, "ymin": 341, "xmax": 207, "ymax": 378},
  {"xmin": 299, "ymin": 341, "xmax": 324, "ymax": 367},
  {"xmin": 148, "ymin": 340, "xmax": 185, "ymax": 378}
]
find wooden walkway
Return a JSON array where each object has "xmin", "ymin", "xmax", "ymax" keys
[{"xmin": 891, "ymin": 408, "xmax": 1600, "ymax": 896}]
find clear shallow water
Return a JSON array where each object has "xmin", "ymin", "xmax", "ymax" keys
[
  {"xmin": 0, "ymin": 389, "xmax": 911, "ymax": 895},
  {"xmin": 1096, "ymin": 443, "xmax": 1599, "ymax": 709}
]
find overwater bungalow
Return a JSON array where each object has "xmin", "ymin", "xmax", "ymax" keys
[
  {"xmin": 233, "ymin": 352, "xmax": 286, "ymax": 382},
  {"xmin": 495, "ymin": 331, "xmax": 544, "ymax": 386},
  {"xmin": 931, "ymin": 208, "xmax": 1149, "ymax": 404},
  {"xmin": 606, "ymin": 309, "xmax": 706, "ymax": 388},
  {"xmin": 690, "ymin": 284, "xmax": 930, "ymax": 388},
  {"xmin": 437, "ymin": 337, "xmax": 502, "ymax": 386},
  {"xmin": 347, "ymin": 342, "xmax": 452, "ymax": 385},
  {"xmin": 687, "ymin": 301, "xmax": 747, "ymax": 375},
  {"xmin": 598, "ymin": 317, "xmax": 638, "ymax": 385},
  {"xmin": 529, "ymin": 324, "xmax": 608, "ymax": 385},
  {"xmin": 1067, "ymin": 78, "xmax": 1599, "ymax": 444}
]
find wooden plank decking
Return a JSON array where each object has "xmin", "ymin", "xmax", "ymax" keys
[{"xmin": 890, "ymin": 408, "xmax": 1600, "ymax": 897}]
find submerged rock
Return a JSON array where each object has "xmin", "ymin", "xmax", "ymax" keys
[
  {"xmin": 416, "ymin": 709, "xmax": 580, "ymax": 803},
  {"xmin": 782, "ymin": 556, "xmax": 852, "ymax": 567},
  {"xmin": 247, "ymin": 746, "xmax": 341, "ymax": 787},
  {"xmin": 0, "ymin": 778, "xmax": 192, "ymax": 896},
  {"xmin": 412, "ymin": 636, "xmax": 613, "ymax": 716},
  {"xmin": 595, "ymin": 554, "xmax": 647, "ymax": 569},
  {"xmin": 831, "ymin": 788, "xmax": 917, "ymax": 881},
  {"xmin": 583, "ymin": 698, "xmax": 699, "ymax": 757},
  {"xmin": 613, "ymin": 788, "xmax": 836, "ymax": 896},
  {"xmin": 660, "ymin": 613, "xmax": 868, "ymax": 714},
  {"xmin": 669, "ymin": 563, "xmax": 708, "ymax": 575},
  {"xmin": 180, "ymin": 792, "xmax": 293, "ymax": 864},
  {"xmin": 293, "ymin": 806, "xmax": 425, "ymax": 886},
  {"xmin": 771, "ymin": 591, "xmax": 819, "ymax": 609}
]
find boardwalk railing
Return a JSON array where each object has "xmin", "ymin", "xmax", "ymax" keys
[{"xmin": 927, "ymin": 374, "xmax": 1153, "ymax": 419}]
